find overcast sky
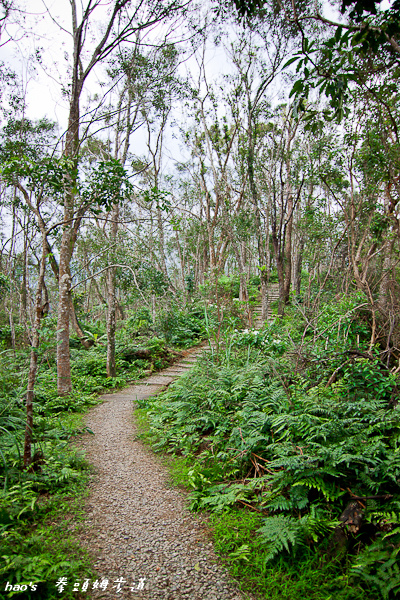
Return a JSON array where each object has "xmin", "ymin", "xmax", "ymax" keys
[
  {"xmin": 0, "ymin": 0, "xmax": 393, "ymax": 162},
  {"xmin": 1, "ymin": 1, "xmax": 233, "ymax": 166}
]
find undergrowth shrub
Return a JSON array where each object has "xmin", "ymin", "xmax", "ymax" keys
[
  {"xmin": 0, "ymin": 297, "xmax": 207, "ymax": 597},
  {"xmin": 155, "ymin": 305, "xmax": 209, "ymax": 347},
  {"xmin": 211, "ymin": 510, "xmax": 368, "ymax": 600},
  {"xmin": 0, "ymin": 416, "xmax": 94, "ymax": 598},
  {"xmin": 0, "ymin": 481, "xmax": 93, "ymax": 599},
  {"xmin": 138, "ymin": 317, "xmax": 400, "ymax": 599}
]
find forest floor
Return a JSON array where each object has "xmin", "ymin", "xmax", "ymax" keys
[{"xmin": 73, "ymin": 344, "xmax": 251, "ymax": 600}]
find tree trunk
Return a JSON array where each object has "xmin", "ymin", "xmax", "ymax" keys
[
  {"xmin": 236, "ymin": 249, "xmax": 250, "ymax": 324},
  {"xmin": 176, "ymin": 230, "xmax": 186, "ymax": 293},
  {"xmin": 283, "ymin": 154, "xmax": 294, "ymax": 305},
  {"xmin": 260, "ymin": 275, "xmax": 268, "ymax": 321},
  {"xmin": 283, "ymin": 221, "xmax": 293, "ymax": 305},
  {"xmin": 24, "ymin": 239, "xmax": 46, "ymax": 467},
  {"xmin": 151, "ymin": 294, "xmax": 156, "ymax": 323},
  {"xmin": 271, "ymin": 228, "xmax": 285, "ymax": 317},
  {"xmin": 106, "ymin": 203, "xmax": 119, "ymax": 378},
  {"xmin": 156, "ymin": 202, "xmax": 168, "ymax": 277},
  {"xmin": 378, "ymin": 254, "xmax": 393, "ymax": 313},
  {"xmin": 57, "ymin": 271, "xmax": 72, "ymax": 395},
  {"xmin": 294, "ymin": 237, "xmax": 304, "ymax": 296},
  {"xmin": 57, "ymin": 79, "xmax": 80, "ymax": 394},
  {"xmin": 70, "ymin": 297, "xmax": 93, "ymax": 349},
  {"xmin": 20, "ymin": 218, "xmax": 29, "ymax": 343},
  {"xmin": 116, "ymin": 298, "xmax": 125, "ymax": 320}
]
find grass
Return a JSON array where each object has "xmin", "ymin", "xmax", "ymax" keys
[
  {"xmin": 134, "ymin": 413, "xmax": 374, "ymax": 600},
  {"xmin": 0, "ymin": 399, "xmax": 97, "ymax": 598},
  {"xmin": 0, "ymin": 470, "xmax": 94, "ymax": 599},
  {"xmin": 210, "ymin": 509, "xmax": 373, "ymax": 600},
  {"xmin": 136, "ymin": 407, "xmax": 371, "ymax": 600}
]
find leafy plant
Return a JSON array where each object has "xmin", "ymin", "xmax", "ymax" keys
[{"xmin": 138, "ymin": 315, "xmax": 400, "ymax": 598}]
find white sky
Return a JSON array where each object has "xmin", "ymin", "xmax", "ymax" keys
[
  {"xmin": 1, "ymin": 1, "xmax": 202, "ymax": 151},
  {"xmin": 0, "ymin": 0, "xmax": 395, "ymax": 255},
  {"xmin": 0, "ymin": 0, "xmax": 395, "ymax": 161}
]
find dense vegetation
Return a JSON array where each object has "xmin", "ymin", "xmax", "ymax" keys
[
  {"xmin": 0, "ymin": 0, "xmax": 399, "ymax": 597},
  {"xmin": 0, "ymin": 304, "xmax": 211, "ymax": 597},
  {"xmin": 138, "ymin": 294, "xmax": 400, "ymax": 599}
]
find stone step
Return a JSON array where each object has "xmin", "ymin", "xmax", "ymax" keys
[{"xmin": 246, "ymin": 286, "xmax": 281, "ymax": 330}]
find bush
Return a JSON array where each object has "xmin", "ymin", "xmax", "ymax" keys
[
  {"xmin": 155, "ymin": 306, "xmax": 207, "ymax": 347},
  {"xmin": 137, "ymin": 318, "xmax": 400, "ymax": 598}
]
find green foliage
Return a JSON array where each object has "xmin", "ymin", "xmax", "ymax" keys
[
  {"xmin": 1, "ymin": 143, "xmax": 133, "ymax": 219},
  {"xmin": 0, "ymin": 117, "xmax": 57, "ymax": 163},
  {"xmin": 138, "ymin": 304, "xmax": 400, "ymax": 598},
  {"xmin": 342, "ymin": 358, "xmax": 397, "ymax": 402},
  {"xmin": 116, "ymin": 261, "xmax": 169, "ymax": 296},
  {"xmin": 80, "ymin": 158, "xmax": 133, "ymax": 211},
  {"xmin": 1, "ymin": 155, "xmax": 76, "ymax": 200},
  {"xmin": 142, "ymin": 186, "xmax": 172, "ymax": 212},
  {"xmin": 155, "ymin": 305, "xmax": 208, "ymax": 347},
  {"xmin": 211, "ymin": 510, "xmax": 368, "ymax": 600},
  {"xmin": 231, "ymin": 326, "xmax": 287, "ymax": 355},
  {"xmin": 211, "ymin": 273, "xmax": 261, "ymax": 302},
  {"xmin": 0, "ymin": 324, "xmax": 25, "ymax": 347},
  {"xmin": 0, "ymin": 355, "xmax": 94, "ymax": 598},
  {"xmin": 257, "ymin": 512, "xmax": 335, "ymax": 564},
  {"xmin": 126, "ymin": 307, "xmax": 153, "ymax": 334},
  {"xmin": 0, "ymin": 481, "xmax": 93, "ymax": 599},
  {"xmin": 0, "ymin": 273, "xmax": 11, "ymax": 300},
  {"xmin": 351, "ymin": 519, "xmax": 400, "ymax": 599}
]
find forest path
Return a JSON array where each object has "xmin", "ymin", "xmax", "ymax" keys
[
  {"xmin": 75, "ymin": 345, "xmax": 251, "ymax": 600},
  {"xmin": 252, "ymin": 283, "xmax": 279, "ymax": 328}
]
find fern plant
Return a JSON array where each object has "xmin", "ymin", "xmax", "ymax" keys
[
  {"xmin": 351, "ymin": 525, "xmax": 400, "ymax": 599},
  {"xmin": 138, "ymin": 329, "xmax": 400, "ymax": 598}
]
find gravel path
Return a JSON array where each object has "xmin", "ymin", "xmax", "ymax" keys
[{"xmin": 75, "ymin": 347, "xmax": 252, "ymax": 600}]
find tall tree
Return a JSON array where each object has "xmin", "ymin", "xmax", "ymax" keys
[{"xmin": 54, "ymin": 0, "xmax": 191, "ymax": 395}]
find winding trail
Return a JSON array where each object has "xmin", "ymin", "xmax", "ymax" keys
[{"xmin": 76, "ymin": 346, "xmax": 252, "ymax": 600}]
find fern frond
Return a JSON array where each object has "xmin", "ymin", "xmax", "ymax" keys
[{"xmin": 258, "ymin": 515, "xmax": 303, "ymax": 563}]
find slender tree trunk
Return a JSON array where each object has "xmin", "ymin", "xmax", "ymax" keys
[
  {"xmin": 234, "ymin": 243, "xmax": 250, "ymax": 324},
  {"xmin": 106, "ymin": 203, "xmax": 119, "ymax": 377},
  {"xmin": 260, "ymin": 275, "xmax": 267, "ymax": 321},
  {"xmin": 70, "ymin": 297, "xmax": 93, "ymax": 348},
  {"xmin": 24, "ymin": 239, "xmax": 46, "ymax": 467},
  {"xmin": 378, "ymin": 252, "xmax": 393, "ymax": 313},
  {"xmin": 283, "ymin": 212, "xmax": 293, "ymax": 304},
  {"xmin": 45, "ymin": 228, "xmax": 93, "ymax": 349},
  {"xmin": 57, "ymin": 92, "xmax": 79, "ymax": 395},
  {"xmin": 271, "ymin": 225, "xmax": 285, "ymax": 317},
  {"xmin": 151, "ymin": 294, "xmax": 156, "ymax": 323},
  {"xmin": 282, "ymin": 151, "xmax": 294, "ymax": 305},
  {"xmin": 116, "ymin": 298, "xmax": 125, "ymax": 320},
  {"xmin": 260, "ymin": 205, "xmax": 270, "ymax": 322},
  {"xmin": 57, "ymin": 270, "xmax": 72, "ymax": 395},
  {"xmin": 294, "ymin": 237, "xmax": 305, "ymax": 296},
  {"xmin": 175, "ymin": 230, "xmax": 186, "ymax": 293},
  {"xmin": 8, "ymin": 307, "xmax": 15, "ymax": 351},
  {"xmin": 20, "ymin": 218, "xmax": 29, "ymax": 343}
]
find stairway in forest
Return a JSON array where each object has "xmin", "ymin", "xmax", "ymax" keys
[{"xmin": 252, "ymin": 283, "xmax": 280, "ymax": 329}]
